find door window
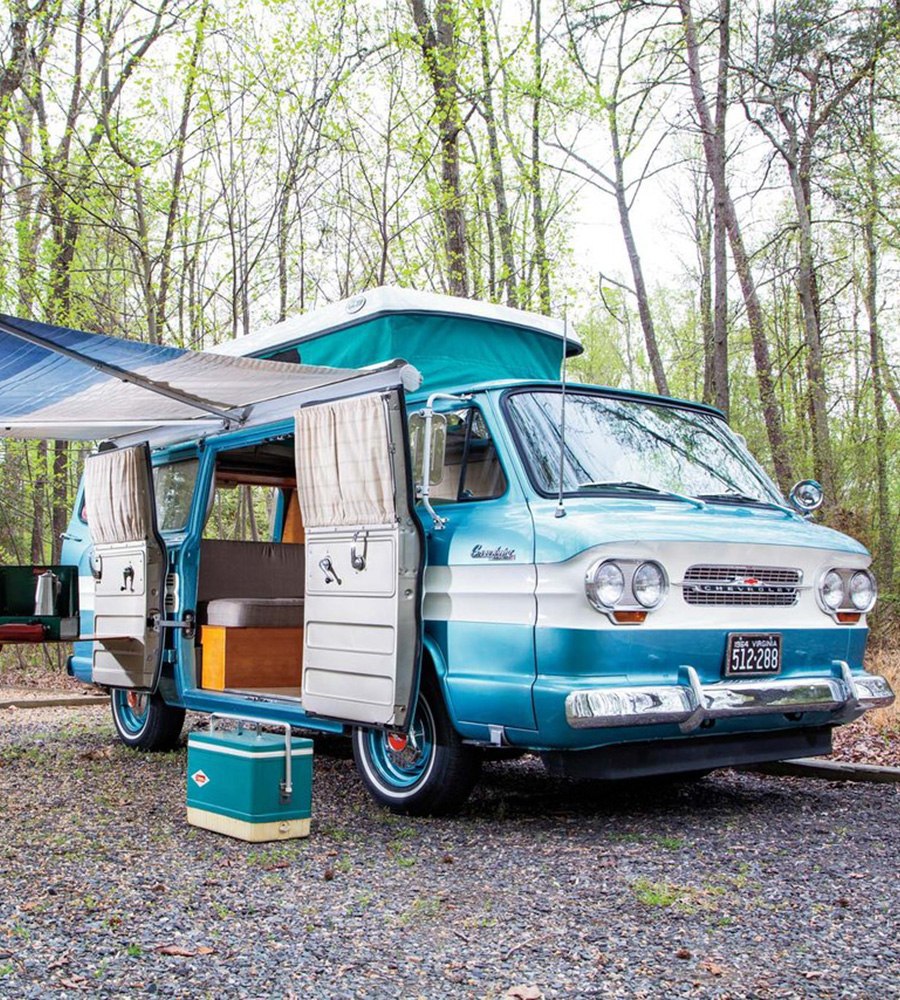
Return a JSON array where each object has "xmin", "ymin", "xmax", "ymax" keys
[
  {"xmin": 153, "ymin": 459, "xmax": 200, "ymax": 532},
  {"xmin": 430, "ymin": 408, "xmax": 506, "ymax": 504}
]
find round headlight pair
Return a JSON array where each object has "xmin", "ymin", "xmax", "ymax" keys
[
  {"xmin": 818, "ymin": 568, "xmax": 877, "ymax": 615},
  {"xmin": 586, "ymin": 559, "xmax": 667, "ymax": 612}
]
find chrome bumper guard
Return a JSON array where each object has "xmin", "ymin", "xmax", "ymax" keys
[{"xmin": 565, "ymin": 661, "xmax": 896, "ymax": 734}]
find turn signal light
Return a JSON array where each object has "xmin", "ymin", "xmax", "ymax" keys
[
  {"xmin": 612, "ymin": 610, "xmax": 647, "ymax": 625},
  {"xmin": 835, "ymin": 612, "xmax": 861, "ymax": 625}
]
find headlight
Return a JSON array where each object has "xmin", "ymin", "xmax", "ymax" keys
[
  {"xmin": 585, "ymin": 558, "xmax": 668, "ymax": 618},
  {"xmin": 817, "ymin": 567, "xmax": 877, "ymax": 619},
  {"xmin": 586, "ymin": 560, "xmax": 625, "ymax": 610},
  {"xmin": 633, "ymin": 561, "xmax": 666, "ymax": 608},
  {"xmin": 849, "ymin": 570, "xmax": 877, "ymax": 611},
  {"xmin": 820, "ymin": 570, "xmax": 844, "ymax": 610}
]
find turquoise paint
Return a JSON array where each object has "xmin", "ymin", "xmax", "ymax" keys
[
  {"xmin": 186, "ymin": 730, "xmax": 313, "ymax": 824},
  {"xmin": 419, "ymin": 402, "xmax": 538, "ymax": 730},
  {"xmin": 526, "ymin": 625, "xmax": 867, "ymax": 750},
  {"xmin": 287, "ymin": 314, "xmax": 564, "ymax": 391},
  {"xmin": 528, "ymin": 497, "xmax": 868, "ymax": 564},
  {"xmin": 57, "ymin": 367, "xmax": 885, "ymax": 771}
]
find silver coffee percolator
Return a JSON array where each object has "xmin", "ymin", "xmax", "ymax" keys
[{"xmin": 34, "ymin": 570, "xmax": 60, "ymax": 616}]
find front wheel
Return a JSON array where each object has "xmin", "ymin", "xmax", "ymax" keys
[
  {"xmin": 110, "ymin": 689, "xmax": 185, "ymax": 751},
  {"xmin": 352, "ymin": 674, "xmax": 480, "ymax": 816}
]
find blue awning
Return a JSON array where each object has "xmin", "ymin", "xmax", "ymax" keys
[{"xmin": 0, "ymin": 315, "xmax": 414, "ymax": 442}]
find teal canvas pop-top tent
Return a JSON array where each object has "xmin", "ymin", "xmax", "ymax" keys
[{"xmin": 209, "ymin": 286, "xmax": 581, "ymax": 392}]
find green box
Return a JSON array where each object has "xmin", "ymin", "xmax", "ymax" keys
[
  {"xmin": 186, "ymin": 728, "xmax": 313, "ymax": 842},
  {"xmin": 0, "ymin": 565, "xmax": 80, "ymax": 641}
]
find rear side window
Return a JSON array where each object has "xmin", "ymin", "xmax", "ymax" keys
[
  {"xmin": 153, "ymin": 459, "xmax": 200, "ymax": 532},
  {"xmin": 431, "ymin": 408, "xmax": 506, "ymax": 504}
]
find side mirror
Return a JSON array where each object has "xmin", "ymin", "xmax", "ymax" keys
[
  {"xmin": 789, "ymin": 479, "xmax": 824, "ymax": 513},
  {"xmin": 409, "ymin": 412, "xmax": 447, "ymax": 487}
]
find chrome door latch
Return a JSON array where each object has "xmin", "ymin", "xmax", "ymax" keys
[
  {"xmin": 351, "ymin": 531, "xmax": 367, "ymax": 572},
  {"xmin": 318, "ymin": 556, "xmax": 342, "ymax": 585}
]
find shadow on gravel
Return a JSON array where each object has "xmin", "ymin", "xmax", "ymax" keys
[{"xmin": 462, "ymin": 754, "xmax": 800, "ymax": 824}]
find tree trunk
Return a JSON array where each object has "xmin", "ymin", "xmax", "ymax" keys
[
  {"xmin": 698, "ymin": 175, "xmax": 714, "ymax": 405},
  {"xmin": 862, "ymin": 79, "xmax": 893, "ymax": 590},
  {"xmin": 530, "ymin": 0, "xmax": 551, "ymax": 314},
  {"xmin": 408, "ymin": 0, "xmax": 468, "ymax": 297},
  {"xmin": 475, "ymin": 0, "xmax": 517, "ymax": 307},
  {"xmin": 712, "ymin": 0, "xmax": 729, "ymax": 416},
  {"xmin": 609, "ymin": 99, "xmax": 668, "ymax": 396},
  {"xmin": 679, "ymin": 0, "xmax": 793, "ymax": 489},
  {"xmin": 785, "ymin": 133, "xmax": 834, "ymax": 499}
]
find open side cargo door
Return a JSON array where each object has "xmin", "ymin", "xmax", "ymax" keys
[
  {"xmin": 83, "ymin": 444, "xmax": 166, "ymax": 690},
  {"xmin": 294, "ymin": 388, "xmax": 423, "ymax": 729}
]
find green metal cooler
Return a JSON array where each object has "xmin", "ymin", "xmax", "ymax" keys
[{"xmin": 186, "ymin": 715, "xmax": 313, "ymax": 842}]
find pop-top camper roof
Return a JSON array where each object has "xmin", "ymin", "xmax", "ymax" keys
[{"xmin": 209, "ymin": 286, "xmax": 582, "ymax": 392}]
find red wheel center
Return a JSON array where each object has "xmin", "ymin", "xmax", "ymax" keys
[
  {"xmin": 387, "ymin": 732, "xmax": 408, "ymax": 752},
  {"xmin": 126, "ymin": 692, "xmax": 141, "ymax": 710}
]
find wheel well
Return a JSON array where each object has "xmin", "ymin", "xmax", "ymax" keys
[{"xmin": 419, "ymin": 638, "xmax": 464, "ymax": 740}]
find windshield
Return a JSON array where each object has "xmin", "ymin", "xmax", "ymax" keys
[{"xmin": 505, "ymin": 390, "xmax": 783, "ymax": 505}]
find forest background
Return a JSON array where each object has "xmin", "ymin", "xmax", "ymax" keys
[{"xmin": 0, "ymin": 0, "xmax": 897, "ymax": 656}]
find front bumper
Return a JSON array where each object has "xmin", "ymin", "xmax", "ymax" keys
[{"xmin": 565, "ymin": 660, "xmax": 895, "ymax": 733}]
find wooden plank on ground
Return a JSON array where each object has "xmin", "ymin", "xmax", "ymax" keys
[{"xmin": 748, "ymin": 758, "xmax": 900, "ymax": 784}]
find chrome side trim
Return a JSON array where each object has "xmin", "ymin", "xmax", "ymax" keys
[{"xmin": 565, "ymin": 662, "xmax": 895, "ymax": 732}]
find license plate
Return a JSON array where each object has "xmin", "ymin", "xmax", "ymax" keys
[{"xmin": 725, "ymin": 633, "xmax": 782, "ymax": 677}]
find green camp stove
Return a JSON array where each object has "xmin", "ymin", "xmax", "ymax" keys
[{"xmin": 187, "ymin": 714, "xmax": 312, "ymax": 842}]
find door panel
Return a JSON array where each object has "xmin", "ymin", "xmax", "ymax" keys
[
  {"xmin": 295, "ymin": 390, "xmax": 423, "ymax": 728},
  {"xmin": 83, "ymin": 445, "xmax": 166, "ymax": 690}
]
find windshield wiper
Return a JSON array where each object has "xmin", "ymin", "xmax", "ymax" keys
[
  {"xmin": 696, "ymin": 491, "xmax": 799, "ymax": 516},
  {"xmin": 696, "ymin": 491, "xmax": 766, "ymax": 504},
  {"xmin": 576, "ymin": 481, "xmax": 706, "ymax": 509}
]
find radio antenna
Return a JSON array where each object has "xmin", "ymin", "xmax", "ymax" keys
[{"xmin": 555, "ymin": 304, "xmax": 569, "ymax": 519}]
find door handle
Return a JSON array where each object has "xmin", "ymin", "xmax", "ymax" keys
[
  {"xmin": 318, "ymin": 557, "xmax": 342, "ymax": 586},
  {"xmin": 351, "ymin": 531, "xmax": 367, "ymax": 571}
]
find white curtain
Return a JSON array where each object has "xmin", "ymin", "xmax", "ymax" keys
[
  {"xmin": 84, "ymin": 447, "xmax": 154, "ymax": 544},
  {"xmin": 294, "ymin": 394, "xmax": 395, "ymax": 528}
]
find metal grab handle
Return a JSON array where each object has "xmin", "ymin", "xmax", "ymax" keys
[
  {"xmin": 318, "ymin": 556, "xmax": 342, "ymax": 585},
  {"xmin": 208, "ymin": 712, "xmax": 293, "ymax": 801},
  {"xmin": 351, "ymin": 531, "xmax": 367, "ymax": 572}
]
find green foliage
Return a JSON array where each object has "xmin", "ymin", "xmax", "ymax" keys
[{"xmin": 0, "ymin": 0, "xmax": 895, "ymax": 620}]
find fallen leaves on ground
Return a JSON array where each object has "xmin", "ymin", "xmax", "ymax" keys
[
  {"xmin": 155, "ymin": 944, "xmax": 215, "ymax": 957},
  {"xmin": 830, "ymin": 716, "xmax": 899, "ymax": 768}
]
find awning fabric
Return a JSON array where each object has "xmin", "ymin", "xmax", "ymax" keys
[{"xmin": 0, "ymin": 314, "xmax": 409, "ymax": 442}]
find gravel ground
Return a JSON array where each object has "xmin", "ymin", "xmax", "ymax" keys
[{"xmin": 0, "ymin": 706, "xmax": 898, "ymax": 999}]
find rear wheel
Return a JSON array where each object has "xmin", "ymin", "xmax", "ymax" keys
[
  {"xmin": 110, "ymin": 689, "xmax": 185, "ymax": 751},
  {"xmin": 352, "ymin": 674, "xmax": 480, "ymax": 816}
]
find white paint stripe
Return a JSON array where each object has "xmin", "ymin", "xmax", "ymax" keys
[
  {"xmin": 424, "ymin": 564, "xmax": 536, "ymax": 625},
  {"xmin": 187, "ymin": 743, "xmax": 312, "ymax": 760},
  {"xmin": 78, "ymin": 576, "xmax": 95, "ymax": 612}
]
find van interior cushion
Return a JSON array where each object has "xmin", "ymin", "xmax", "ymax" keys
[
  {"xmin": 205, "ymin": 597, "xmax": 304, "ymax": 629},
  {"xmin": 197, "ymin": 540, "xmax": 306, "ymax": 602}
]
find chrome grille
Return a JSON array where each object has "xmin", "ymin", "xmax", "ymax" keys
[{"xmin": 682, "ymin": 564, "xmax": 801, "ymax": 607}]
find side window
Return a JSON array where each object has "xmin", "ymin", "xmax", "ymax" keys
[
  {"xmin": 153, "ymin": 459, "xmax": 200, "ymax": 532},
  {"xmin": 202, "ymin": 438, "xmax": 296, "ymax": 541},
  {"xmin": 431, "ymin": 408, "xmax": 506, "ymax": 504},
  {"xmin": 204, "ymin": 483, "xmax": 283, "ymax": 542}
]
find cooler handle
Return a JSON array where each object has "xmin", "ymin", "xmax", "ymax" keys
[{"xmin": 207, "ymin": 712, "xmax": 293, "ymax": 802}]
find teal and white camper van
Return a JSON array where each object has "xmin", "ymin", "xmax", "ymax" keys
[{"xmin": 3, "ymin": 287, "xmax": 893, "ymax": 814}]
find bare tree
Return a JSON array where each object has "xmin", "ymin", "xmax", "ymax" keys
[
  {"xmin": 408, "ymin": 0, "xmax": 469, "ymax": 296},
  {"xmin": 679, "ymin": 0, "xmax": 794, "ymax": 490}
]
